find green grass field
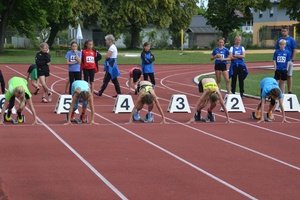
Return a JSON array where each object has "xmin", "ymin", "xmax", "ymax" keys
[
  {"xmin": 1, "ymin": 49, "xmax": 300, "ymax": 65},
  {"xmin": 198, "ymin": 69, "xmax": 300, "ymax": 99}
]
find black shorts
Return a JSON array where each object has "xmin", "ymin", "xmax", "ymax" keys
[
  {"xmin": 214, "ymin": 63, "xmax": 227, "ymax": 71},
  {"xmin": 274, "ymin": 70, "xmax": 287, "ymax": 81},
  {"xmin": 132, "ymin": 69, "xmax": 142, "ymax": 83},
  {"xmin": 37, "ymin": 66, "xmax": 50, "ymax": 77},
  {"xmin": 198, "ymin": 79, "xmax": 204, "ymax": 93},
  {"xmin": 83, "ymin": 69, "xmax": 95, "ymax": 83}
]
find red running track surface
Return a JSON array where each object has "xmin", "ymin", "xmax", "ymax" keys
[{"xmin": 0, "ymin": 63, "xmax": 299, "ymax": 200}]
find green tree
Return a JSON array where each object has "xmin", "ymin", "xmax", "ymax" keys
[
  {"xmin": 169, "ymin": 0, "xmax": 198, "ymax": 48},
  {"xmin": 279, "ymin": 0, "xmax": 300, "ymax": 25},
  {"xmin": 101, "ymin": 0, "xmax": 196, "ymax": 49},
  {"xmin": 0, "ymin": 0, "xmax": 47, "ymax": 52},
  {"xmin": 41, "ymin": 0, "xmax": 102, "ymax": 48},
  {"xmin": 205, "ymin": 0, "xmax": 270, "ymax": 40}
]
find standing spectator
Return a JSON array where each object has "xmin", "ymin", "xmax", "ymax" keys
[
  {"xmin": 273, "ymin": 39, "xmax": 291, "ymax": 93},
  {"xmin": 65, "ymin": 41, "xmax": 82, "ymax": 94},
  {"xmin": 95, "ymin": 34, "xmax": 121, "ymax": 97},
  {"xmin": 35, "ymin": 42, "xmax": 52, "ymax": 103},
  {"xmin": 275, "ymin": 26, "xmax": 297, "ymax": 94},
  {"xmin": 26, "ymin": 64, "xmax": 41, "ymax": 95},
  {"xmin": 211, "ymin": 38, "xmax": 230, "ymax": 94},
  {"xmin": 0, "ymin": 69, "xmax": 5, "ymax": 94},
  {"xmin": 141, "ymin": 42, "xmax": 156, "ymax": 86},
  {"xmin": 81, "ymin": 40, "xmax": 101, "ymax": 93},
  {"xmin": 229, "ymin": 36, "xmax": 248, "ymax": 98}
]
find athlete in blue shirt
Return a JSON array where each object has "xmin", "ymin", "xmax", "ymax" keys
[
  {"xmin": 141, "ymin": 42, "xmax": 156, "ymax": 86},
  {"xmin": 65, "ymin": 41, "xmax": 82, "ymax": 94},
  {"xmin": 65, "ymin": 80, "xmax": 97, "ymax": 125},
  {"xmin": 229, "ymin": 36, "xmax": 247, "ymax": 98},
  {"xmin": 253, "ymin": 77, "xmax": 287, "ymax": 123},
  {"xmin": 211, "ymin": 38, "xmax": 230, "ymax": 94},
  {"xmin": 275, "ymin": 27, "xmax": 297, "ymax": 94},
  {"xmin": 273, "ymin": 39, "xmax": 291, "ymax": 93}
]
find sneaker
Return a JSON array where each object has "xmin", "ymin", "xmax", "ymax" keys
[
  {"xmin": 33, "ymin": 87, "xmax": 40, "ymax": 95},
  {"xmin": 133, "ymin": 111, "xmax": 141, "ymax": 121},
  {"xmin": 194, "ymin": 111, "xmax": 201, "ymax": 121},
  {"xmin": 48, "ymin": 92, "xmax": 52, "ymax": 102},
  {"xmin": 94, "ymin": 91, "xmax": 102, "ymax": 96},
  {"xmin": 144, "ymin": 112, "xmax": 154, "ymax": 123},
  {"xmin": 42, "ymin": 97, "xmax": 48, "ymax": 103},
  {"xmin": 288, "ymin": 91, "xmax": 292, "ymax": 94},
  {"xmin": 17, "ymin": 115, "xmax": 24, "ymax": 123},
  {"xmin": 267, "ymin": 111, "xmax": 275, "ymax": 120},
  {"xmin": 80, "ymin": 113, "xmax": 87, "ymax": 123},
  {"xmin": 206, "ymin": 112, "xmax": 215, "ymax": 122},
  {"xmin": 4, "ymin": 113, "xmax": 12, "ymax": 122}
]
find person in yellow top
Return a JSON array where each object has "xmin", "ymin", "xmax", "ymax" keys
[
  {"xmin": 0, "ymin": 77, "xmax": 38, "ymax": 124},
  {"xmin": 129, "ymin": 80, "xmax": 166, "ymax": 123},
  {"xmin": 188, "ymin": 77, "xmax": 230, "ymax": 123}
]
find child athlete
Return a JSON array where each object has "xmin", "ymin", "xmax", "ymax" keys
[
  {"xmin": 129, "ymin": 81, "xmax": 165, "ymax": 123},
  {"xmin": 188, "ymin": 78, "xmax": 230, "ymax": 123}
]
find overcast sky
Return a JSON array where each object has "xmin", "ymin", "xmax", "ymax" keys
[{"xmin": 197, "ymin": 0, "xmax": 208, "ymax": 8}]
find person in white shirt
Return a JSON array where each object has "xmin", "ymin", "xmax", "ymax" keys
[{"xmin": 95, "ymin": 34, "xmax": 121, "ymax": 97}]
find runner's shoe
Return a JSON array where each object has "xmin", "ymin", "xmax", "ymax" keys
[
  {"xmin": 48, "ymin": 92, "xmax": 52, "ymax": 102},
  {"xmin": 267, "ymin": 111, "xmax": 275, "ymax": 120},
  {"xmin": 133, "ymin": 111, "xmax": 141, "ymax": 121},
  {"xmin": 80, "ymin": 113, "xmax": 88, "ymax": 123},
  {"xmin": 206, "ymin": 112, "xmax": 215, "ymax": 122},
  {"xmin": 144, "ymin": 112, "xmax": 154, "ymax": 123},
  {"xmin": 17, "ymin": 115, "xmax": 25, "ymax": 123}
]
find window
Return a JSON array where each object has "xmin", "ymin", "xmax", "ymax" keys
[
  {"xmin": 270, "ymin": 8, "xmax": 274, "ymax": 17},
  {"xmin": 259, "ymin": 11, "xmax": 263, "ymax": 18}
]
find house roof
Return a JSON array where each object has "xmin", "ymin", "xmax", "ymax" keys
[{"xmin": 186, "ymin": 15, "xmax": 219, "ymax": 34}]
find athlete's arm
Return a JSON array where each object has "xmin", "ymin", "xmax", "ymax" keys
[
  {"xmin": 217, "ymin": 91, "xmax": 230, "ymax": 123},
  {"xmin": 278, "ymin": 98, "xmax": 287, "ymax": 123},
  {"xmin": 257, "ymin": 99, "xmax": 266, "ymax": 123},
  {"xmin": 88, "ymin": 94, "xmax": 97, "ymax": 125},
  {"xmin": 27, "ymin": 97, "xmax": 38, "ymax": 125}
]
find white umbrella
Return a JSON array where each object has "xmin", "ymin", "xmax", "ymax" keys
[{"xmin": 76, "ymin": 24, "xmax": 83, "ymax": 48}]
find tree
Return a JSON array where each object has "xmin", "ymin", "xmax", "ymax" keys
[
  {"xmin": 205, "ymin": 0, "xmax": 271, "ymax": 40},
  {"xmin": 0, "ymin": 0, "xmax": 47, "ymax": 52},
  {"xmin": 279, "ymin": 0, "xmax": 300, "ymax": 26},
  {"xmin": 168, "ymin": 0, "xmax": 198, "ymax": 48},
  {"xmin": 40, "ymin": 0, "xmax": 102, "ymax": 48},
  {"xmin": 100, "ymin": 0, "xmax": 196, "ymax": 49}
]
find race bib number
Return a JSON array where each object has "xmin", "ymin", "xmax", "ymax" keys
[
  {"xmin": 70, "ymin": 55, "xmax": 76, "ymax": 62},
  {"xmin": 86, "ymin": 56, "xmax": 95, "ymax": 63},
  {"xmin": 277, "ymin": 56, "xmax": 286, "ymax": 63}
]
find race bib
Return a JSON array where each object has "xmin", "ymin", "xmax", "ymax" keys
[
  {"xmin": 70, "ymin": 55, "xmax": 76, "ymax": 62},
  {"xmin": 86, "ymin": 56, "xmax": 95, "ymax": 63},
  {"xmin": 277, "ymin": 56, "xmax": 286, "ymax": 63}
]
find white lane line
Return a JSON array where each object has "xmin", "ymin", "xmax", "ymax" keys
[
  {"xmin": 52, "ymin": 66, "xmax": 300, "ymax": 171},
  {"xmin": 4, "ymin": 65, "xmax": 128, "ymax": 200}
]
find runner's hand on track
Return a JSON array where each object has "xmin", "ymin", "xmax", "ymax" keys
[
  {"xmin": 64, "ymin": 122, "xmax": 72, "ymax": 125},
  {"xmin": 257, "ymin": 118, "xmax": 265, "ymax": 123},
  {"xmin": 90, "ymin": 121, "xmax": 99, "ymax": 125}
]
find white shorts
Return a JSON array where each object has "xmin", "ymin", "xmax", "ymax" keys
[{"xmin": 287, "ymin": 61, "xmax": 293, "ymax": 76}]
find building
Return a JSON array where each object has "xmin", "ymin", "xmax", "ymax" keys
[
  {"xmin": 186, "ymin": 15, "xmax": 220, "ymax": 49},
  {"xmin": 252, "ymin": 0, "xmax": 298, "ymax": 47}
]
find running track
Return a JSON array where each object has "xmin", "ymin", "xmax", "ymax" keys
[{"xmin": 0, "ymin": 63, "xmax": 299, "ymax": 200}]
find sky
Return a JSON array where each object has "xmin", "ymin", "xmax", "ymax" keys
[{"xmin": 197, "ymin": 0, "xmax": 208, "ymax": 8}]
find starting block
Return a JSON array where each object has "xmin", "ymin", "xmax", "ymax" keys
[
  {"xmin": 113, "ymin": 95, "xmax": 134, "ymax": 113},
  {"xmin": 221, "ymin": 94, "xmax": 246, "ymax": 112},
  {"xmin": 0, "ymin": 94, "xmax": 17, "ymax": 114},
  {"xmin": 275, "ymin": 94, "xmax": 300, "ymax": 112},
  {"xmin": 167, "ymin": 94, "xmax": 191, "ymax": 113},
  {"xmin": 54, "ymin": 94, "xmax": 79, "ymax": 114}
]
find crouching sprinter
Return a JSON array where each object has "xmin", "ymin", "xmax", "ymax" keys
[
  {"xmin": 0, "ymin": 77, "xmax": 38, "ymax": 125},
  {"xmin": 188, "ymin": 78, "xmax": 230, "ymax": 123},
  {"xmin": 253, "ymin": 77, "xmax": 287, "ymax": 123},
  {"xmin": 65, "ymin": 80, "xmax": 98, "ymax": 125},
  {"xmin": 129, "ymin": 80, "xmax": 166, "ymax": 123}
]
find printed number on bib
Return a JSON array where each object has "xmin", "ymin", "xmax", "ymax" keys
[
  {"xmin": 277, "ymin": 56, "xmax": 286, "ymax": 63},
  {"xmin": 113, "ymin": 95, "xmax": 134, "ymax": 113},
  {"xmin": 86, "ymin": 56, "xmax": 95, "ymax": 63},
  {"xmin": 168, "ymin": 94, "xmax": 191, "ymax": 113}
]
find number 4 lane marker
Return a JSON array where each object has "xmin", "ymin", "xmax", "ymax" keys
[{"xmin": 113, "ymin": 95, "xmax": 134, "ymax": 113}]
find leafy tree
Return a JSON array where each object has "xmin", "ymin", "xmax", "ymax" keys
[
  {"xmin": 279, "ymin": 0, "xmax": 300, "ymax": 28},
  {"xmin": 0, "ymin": 0, "xmax": 47, "ymax": 52},
  {"xmin": 205, "ymin": 0, "xmax": 271, "ymax": 40}
]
